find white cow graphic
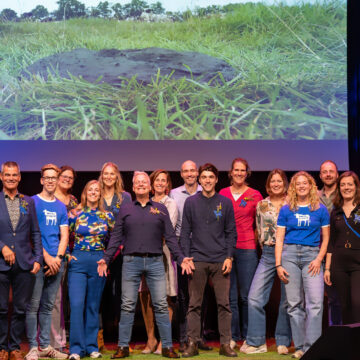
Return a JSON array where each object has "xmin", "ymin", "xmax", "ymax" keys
[
  {"xmin": 295, "ymin": 213, "xmax": 310, "ymax": 227},
  {"xmin": 43, "ymin": 209, "xmax": 57, "ymax": 225}
]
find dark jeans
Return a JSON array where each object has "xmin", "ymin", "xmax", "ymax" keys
[
  {"xmin": 177, "ymin": 265, "xmax": 189, "ymax": 344},
  {"xmin": 0, "ymin": 261, "xmax": 35, "ymax": 351},
  {"xmin": 187, "ymin": 262, "xmax": 231, "ymax": 344},
  {"xmin": 230, "ymin": 248, "xmax": 258, "ymax": 341}
]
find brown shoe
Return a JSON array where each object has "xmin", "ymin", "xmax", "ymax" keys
[
  {"xmin": 178, "ymin": 342, "xmax": 187, "ymax": 353},
  {"xmin": 197, "ymin": 341, "xmax": 212, "ymax": 351},
  {"xmin": 219, "ymin": 344, "xmax": 237, "ymax": 357},
  {"xmin": 111, "ymin": 347, "xmax": 129, "ymax": 359},
  {"xmin": 9, "ymin": 350, "xmax": 23, "ymax": 360},
  {"xmin": 162, "ymin": 348, "xmax": 179, "ymax": 358},
  {"xmin": 182, "ymin": 341, "xmax": 199, "ymax": 358},
  {"xmin": 0, "ymin": 350, "xmax": 9, "ymax": 360}
]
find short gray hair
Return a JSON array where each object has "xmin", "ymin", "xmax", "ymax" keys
[
  {"xmin": 132, "ymin": 171, "xmax": 150, "ymax": 185},
  {"xmin": 1, "ymin": 161, "xmax": 20, "ymax": 174}
]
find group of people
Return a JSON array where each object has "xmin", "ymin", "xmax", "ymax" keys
[{"xmin": 0, "ymin": 158, "xmax": 359, "ymax": 360}]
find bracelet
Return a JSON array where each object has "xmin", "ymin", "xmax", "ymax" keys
[
  {"xmin": 275, "ymin": 264, "xmax": 282, "ymax": 268},
  {"xmin": 325, "ymin": 268, "xmax": 330, "ymax": 271}
]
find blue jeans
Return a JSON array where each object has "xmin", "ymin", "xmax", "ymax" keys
[
  {"xmin": 26, "ymin": 261, "xmax": 65, "ymax": 349},
  {"xmin": 68, "ymin": 250, "xmax": 106, "ymax": 356},
  {"xmin": 282, "ymin": 244, "xmax": 324, "ymax": 353},
  {"xmin": 247, "ymin": 246, "xmax": 291, "ymax": 347},
  {"xmin": 230, "ymin": 248, "xmax": 258, "ymax": 341},
  {"xmin": 118, "ymin": 255, "xmax": 172, "ymax": 348}
]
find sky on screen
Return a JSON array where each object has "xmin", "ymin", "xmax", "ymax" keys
[{"xmin": 2, "ymin": 0, "xmax": 324, "ymax": 16}]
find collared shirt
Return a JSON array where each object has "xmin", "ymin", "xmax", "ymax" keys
[
  {"xmin": 4, "ymin": 193, "xmax": 20, "ymax": 230},
  {"xmin": 329, "ymin": 205, "xmax": 360, "ymax": 251},
  {"xmin": 152, "ymin": 195, "xmax": 178, "ymax": 229},
  {"xmin": 169, "ymin": 184, "xmax": 202, "ymax": 236},
  {"xmin": 180, "ymin": 192, "xmax": 237, "ymax": 263},
  {"xmin": 103, "ymin": 192, "xmax": 132, "ymax": 217},
  {"xmin": 103, "ymin": 199, "xmax": 184, "ymax": 265},
  {"xmin": 256, "ymin": 197, "xmax": 284, "ymax": 247},
  {"xmin": 318, "ymin": 187, "xmax": 336, "ymax": 215}
]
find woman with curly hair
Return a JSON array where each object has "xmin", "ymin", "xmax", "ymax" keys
[
  {"xmin": 324, "ymin": 171, "xmax": 360, "ymax": 324},
  {"xmin": 275, "ymin": 171, "xmax": 330, "ymax": 359}
]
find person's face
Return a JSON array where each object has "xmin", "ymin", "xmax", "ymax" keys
[
  {"xmin": 319, "ymin": 162, "xmax": 338, "ymax": 187},
  {"xmin": 295, "ymin": 175, "xmax": 311, "ymax": 198},
  {"xmin": 230, "ymin": 161, "xmax": 247, "ymax": 186},
  {"xmin": 86, "ymin": 183, "xmax": 101, "ymax": 206},
  {"xmin": 102, "ymin": 165, "xmax": 117, "ymax": 188},
  {"xmin": 199, "ymin": 170, "xmax": 217, "ymax": 194},
  {"xmin": 133, "ymin": 174, "xmax": 151, "ymax": 196},
  {"xmin": 41, "ymin": 169, "xmax": 58, "ymax": 193},
  {"xmin": 180, "ymin": 161, "xmax": 198, "ymax": 186},
  {"xmin": 269, "ymin": 173, "xmax": 285, "ymax": 196},
  {"xmin": 153, "ymin": 172, "xmax": 168, "ymax": 196},
  {"xmin": 0, "ymin": 166, "xmax": 21, "ymax": 193},
  {"xmin": 340, "ymin": 176, "xmax": 356, "ymax": 202},
  {"xmin": 58, "ymin": 170, "xmax": 74, "ymax": 192}
]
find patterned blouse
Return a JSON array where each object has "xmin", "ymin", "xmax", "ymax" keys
[
  {"xmin": 68, "ymin": 207, "xmax": 115, "ymax": 251},
  {"xmin": 256, "ymin": 197, "xmax": 284, "ymax": 247}
]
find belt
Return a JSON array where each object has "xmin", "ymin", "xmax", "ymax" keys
[{"xmin": 129, "ymin": 253, "xmax": 161, "ymax": 258}]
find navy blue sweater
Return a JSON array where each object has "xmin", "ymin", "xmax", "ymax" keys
[
  {"xmin": 103, "ymin": 199, "xmax": 184, "ymax": 265},
  {"xmin": 180, "ymin": 192, "xmax": 236, "ymax": 263}
]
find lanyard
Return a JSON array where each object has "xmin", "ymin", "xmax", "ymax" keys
[{"xmin": 343, "ymin": 214, "xmax": 360, "ymax": 238}]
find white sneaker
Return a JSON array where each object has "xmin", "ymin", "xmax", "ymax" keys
[
  {"xmin": 68, "ymin": 355, "xmax": 80, "ymax": 360},
  {"xmin": 89, "ymin": 352, "xmax": 102, "ymax": 359},
  {"xmin": 242, "ymin": 343, "xmax": 267, "ymax": 354},
  {"xmin": 292, "ymin": 350, "xmax": 304, "ymax": 359},
  {"xmin": 240, "ymin": 340, "xmax": 248, "ymax": 352},
  {"xmin": 230, "ymin": 340, "xmax": 238, "ymax": 350},
  {"xmin": 25, "ymin": 348, "xmax": 39, "ymax": 360},
  {"xmin": 38, "ymin": 346, "xmax": 68, "ymax": 359},
  {"xmin": 277, "ymin": 345, "xmax": 289, "ymax": 355}
]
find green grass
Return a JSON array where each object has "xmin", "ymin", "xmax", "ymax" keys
[
  {"xmin": 0, "ymin": 0, "xmax": 347, "ymax": 140},
  {"xmin": 98, "ymin": 344, "xmax": 295, "ymax": 360}
]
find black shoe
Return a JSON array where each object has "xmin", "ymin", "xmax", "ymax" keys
[
  {"xmin": 219, "ymin": 344, "xmax": 237, "ymax": 357},
  {"xmin": 182, "ymin": 341, "xmax": 199, "ymax": 358},
  {"xmin": 162, "ymin": 348, "xmax": 180, "ymax": 358},
  {"xmin": 197, "ymin": 341, "xmax": 212, "ymax": 351},
  {"xmin": 111, "ymin": 347, "xmax": 129, "ymax": 359},
  {"xmin": 178, "ymin": 342, "xmax": 187, "ymax": 353}
]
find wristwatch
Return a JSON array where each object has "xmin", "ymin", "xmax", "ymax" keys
[{"xmin": 57, "ymin": 254, "xmax": 64, "ymax": 260}]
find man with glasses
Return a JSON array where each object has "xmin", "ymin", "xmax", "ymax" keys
[
  {"xmin": 0, "ymin": 161, "xmax": 42, "ymax": 360},
  {"xmin": 25, "ymin": 164, "xmax": 69, "ymax": 360},
  {"xmin": 97, "ymin": 171, "xmax": 194, "ymax": 359}
]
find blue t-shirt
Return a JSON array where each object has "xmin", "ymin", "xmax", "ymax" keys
[
  {"xmin": 32, "ymin": 195, "xmax": 68, "ymax": 256},
  {"xmin": 277, "ymin": 204, "xmax": 330, "ymax": 247}
]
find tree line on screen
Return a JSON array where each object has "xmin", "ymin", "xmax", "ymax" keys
[{"xmin": 0, "ymin": 0, "xmax": 234, "ymax": 22}]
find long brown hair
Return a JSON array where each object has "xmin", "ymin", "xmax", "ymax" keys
[
  {"xmin": 333, "ymin": 171, "xmax": 360, "ymax": 208},
  {"xmin": 80, "ymin": 180, "xmax": 104, "ymax": 212},
  {"xmin": 265, "ymin": 169, "xmax": 288, "ymax": 196},
  {"xmin": 287, "ymin": 171, "xmax": 319, "ymax": 211},
  {"xmin": 150, "ymin": 169, "xmax": 172, "ymax": 195}
]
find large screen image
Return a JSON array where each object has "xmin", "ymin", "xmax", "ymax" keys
[{"xmin": 0, "ymin": 0, "xmax": 347, "ymax": 170}]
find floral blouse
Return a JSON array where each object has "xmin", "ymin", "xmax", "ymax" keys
[
  {"xmin": 66, "ymin": 194, "xmax": 79, "ymax": 212},
  {"xmin": 256, "ymin": 197, "xmax": 283, "ymax": 247},
  {"xmin": 68, "ymin": 207, "xmax": 115, "ymax": 251}
]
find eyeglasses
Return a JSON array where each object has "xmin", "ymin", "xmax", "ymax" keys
[
  {"xmin": 43, "ymin": 177, "xmax": 58, "ymax": 182},
  {"xmin": 60, "ymin": 175, "xmax": 74, "ymax": 181}
]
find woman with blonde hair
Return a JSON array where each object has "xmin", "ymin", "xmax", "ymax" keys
[
  {"xmin": 275, "ymin": 171, "xmax": 330, "ymax": 359},
  {"xmin": 67, "ymin": 180, "xmax": 115, "ymax": 360}
]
